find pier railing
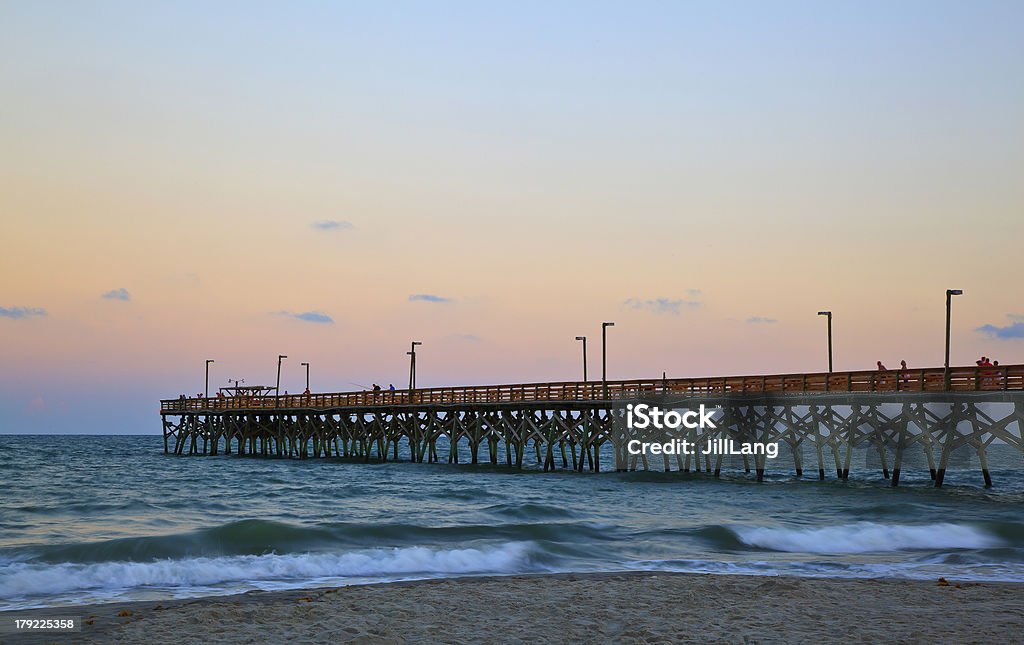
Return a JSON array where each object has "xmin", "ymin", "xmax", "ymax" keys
[{"xmin": 161, "ymin": 364, "xmax": 1024, "ymax": 413}]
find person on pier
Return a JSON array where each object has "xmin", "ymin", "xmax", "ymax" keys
[{"xmin": 875, "ymin": 361, "xmax": 888, "ymax": 388}]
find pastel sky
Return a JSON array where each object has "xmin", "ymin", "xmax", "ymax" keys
[{"xmin": 1, "ymin": 1, "xmax": 1022, "ymax": 433}]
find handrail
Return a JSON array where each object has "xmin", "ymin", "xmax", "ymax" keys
[{"xmin": 160, "ymin": 364, "xmax": 1024, "ymax": 413}]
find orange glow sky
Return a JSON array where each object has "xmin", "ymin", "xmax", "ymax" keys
[{"xmin": 1, "ymin": 2, "xmax": 1022, "ymax": 433}]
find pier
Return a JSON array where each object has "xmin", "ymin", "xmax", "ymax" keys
[{"xmin": 161, "ymin": 364, "xmax": 1024, "ymax": 487}]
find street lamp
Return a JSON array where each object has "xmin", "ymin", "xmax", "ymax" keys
[
  {"xmin": 602, "ymin": 322, "xmax": 614, "ymax": 397},
  {"xmin": 575, "ymin": 336, "xmax": 588, "ymax": 382},
  {"xmin": 300, "ymin": 362, "xmax": 310, "ymax": 391},
  {"xmin": 205, "ymin": 359, "xmax": 215, "ymax": 398},
  {"xmin": 408, "ymin": 341, "xmax": 423, "ymax": 390},
  {"xmin": 276, "ymin": 355, "xmax": 287, "ymax": 403},
  {"xmin": 945, "ymin": 289, "xmax": 963, "ymax": 389},
  {"xmin": 817, "ymin": 312, "xmax": 832, "ymax": 373}
]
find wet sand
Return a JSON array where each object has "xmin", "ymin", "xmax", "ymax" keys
[{"xmin": 3, "ymin": 572, "xmax": 1022, "ymax": 644}]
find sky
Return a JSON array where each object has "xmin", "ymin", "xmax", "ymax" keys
[{"xmin": 1, "ymin": 1, "xmax": 1022, "ymax": 433}]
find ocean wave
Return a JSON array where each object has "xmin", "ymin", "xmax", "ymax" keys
[
  {"xmin": 0, "ymin": 542, "xmax": 536, "ymax": 603},
  {"xmin": 23, "ymin": 517, "xmax": 1005, "ymax": 570},
  {"xmin": 483, "ymin": 502, "xmax": 576, "ymax": 520},
  {"xmin": 8, "ymin": 519, "xmax": 605, "ymax": 565},
  {"xmin": 731, "ymin": 522, "xmax": 1001, "ymax": 554}
]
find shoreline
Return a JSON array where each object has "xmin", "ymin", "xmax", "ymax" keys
[{"xmin": 4, "ymin": 571, "xmax": 1023, "ymax": 644}]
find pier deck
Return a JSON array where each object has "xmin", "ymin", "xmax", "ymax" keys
[
  {"xmin": 160, "ymin": 365, "xmax": 1024, "ymax": 488},
  {"xmin": 163, "ymin": 365, "xmax": 1024, "ymax": 413}
]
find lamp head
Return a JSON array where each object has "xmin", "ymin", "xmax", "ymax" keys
[
  {"xmin": 947, "ymin": 289, "xmax": 963, "ymax": 296},
  {"xmin": 817, "ymin": 311, "xmax": 831, "ymax": 316},
  {"xmin": 575, "ymin": 336, "xmax": 585, "ymax": 341},
  {"xmin": 602, "ymin": 321, "xmax": 615, "ymax": 328}
]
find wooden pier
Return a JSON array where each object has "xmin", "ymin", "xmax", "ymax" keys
[{"xmin": 161, "ymin": 364, "xmax": 1024, "ymax": 487}]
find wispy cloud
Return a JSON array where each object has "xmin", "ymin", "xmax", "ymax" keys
[
  {"xmin": 746, "ymin": 316, "xmax": 777, "ymax": 324},
  {"xmin": 311, "ymin": 220, "xmax": 353, "ymax": 231},
  {"xmin": 977, "ymin": 315, "xmax": 1024, "ymax": 340},
  {"xmin": 0, "ymin": 306, "xmax": 47, "ymax": 320},
  {"xmin": 623, "ymin": 297, "xmax": 700, "ymax": 315},
  {"xmin": 685, "ymin": 288, "xmax": 702, "ymax": 297},
  {"xmin": 456, "ymin": 333, "xmax": 481, "ymax": 342},
  {"xmin": 409, "ymin": 294, "xmax": 453, "ymax": 304},
  {"xmin": 101, "ymin": 288, "xmax": 131, "ymax": 301},
  {"xmin": 277, "ymin": 311, "xmax": 334, "ymax": 324}
]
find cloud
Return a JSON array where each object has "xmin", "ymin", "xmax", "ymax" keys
[
  {"xmin": 311, "ymin": 220, "xmax": 353, "ymax": 231},
  {"xmin": 1008, "ymin": 313, "xmax": 1024, "ymax": 322},
  {"xmin": 101, "ymin": 288, "xmax": 131, "ymax": 301},
  {"xmin": 0, "ymin": 306, "xmax": 47, "ymax": 320},
  {"xmin": 623, "ymin": 297, "xmax": 701, "ymax": 315},
  {"xmin": 976, "ymin": 320, "xmax": 1024, "ymax": 340},
  {"xmin": 685, "ymin": 288, "xmax": 702, "ymax": 297},
  {"xmin": 456, "ymin": 334, "xmax": 481, "ymax": 342},
  {"xmin": 409, "ymin": 294, "xmax": 453, "ymax": 304},
  {"xmin": 277, "ymin": 311, "xmax": 334, "ymax": 324},
  {"xmin": 746, "ymin": 316, "xmax": 777, "ymax": 324}
]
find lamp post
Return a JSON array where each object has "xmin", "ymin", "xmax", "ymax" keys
[
  {"xmin": 601, "ymin": 322, "xmax": 614, "ymax": 398},
  {"xmin": 944, "ymin": 289, "xmax": 963, "ymax": 389},
  {"xmin": 817, "ymin": 312, "xmax": 832, "ymax": 373},
  {"xmin": 205, "ymin": 359, "xmax": 215, "ymax": 398},
  {"xmin": 575, "ymin": 336, "xmax": 588, "ymax": 382},
  {"xmin": 300, "ymin": 362, "xmax": 309, "ymax": 391},
  {"xmin": 408, "ymin": 341, "xmax": 422, "ymax": 390},
  {"xmin": 276, "ymin": 355, "xmax": 287, "ymax": 404}
]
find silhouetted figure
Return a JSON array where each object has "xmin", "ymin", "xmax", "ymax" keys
[{"xmin": 876, "ymin": 361, "xmax": 888, "ymax": 387}]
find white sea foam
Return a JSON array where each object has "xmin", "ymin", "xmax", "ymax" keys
[
  {"xmin": 0, "ymin": 542, "xmax": 534, "ymax": 602},
  {"xmin": 734, "ymin": 522, "xmax": 1000, "ymax": 554}
]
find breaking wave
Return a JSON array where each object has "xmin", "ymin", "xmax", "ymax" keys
[
  {"xmin": 732, "ymin": 522, "xmax": 1001, "ymax": 554},
  {"xmin": 0, "ymin": 542, "xmax": 538, "ymax": 607}
]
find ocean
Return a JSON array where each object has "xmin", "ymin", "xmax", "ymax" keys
[{"xmin": 1, "ymin": 434, "xmax": 1023, "ymax": 611}]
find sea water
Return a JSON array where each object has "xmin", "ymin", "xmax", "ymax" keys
[{"xmin": 1, "ymin": 435, "xmax": 1023, "ymax": 610}]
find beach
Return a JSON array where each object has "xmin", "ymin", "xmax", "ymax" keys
[{"xmin": 6, "ymin": 572, "xmax": 1023, "ymax": 644}]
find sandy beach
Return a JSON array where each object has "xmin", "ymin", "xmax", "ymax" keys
[{"xmin": 4, "ymin": 572, "xmax": 1022, "ymax": 644}]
